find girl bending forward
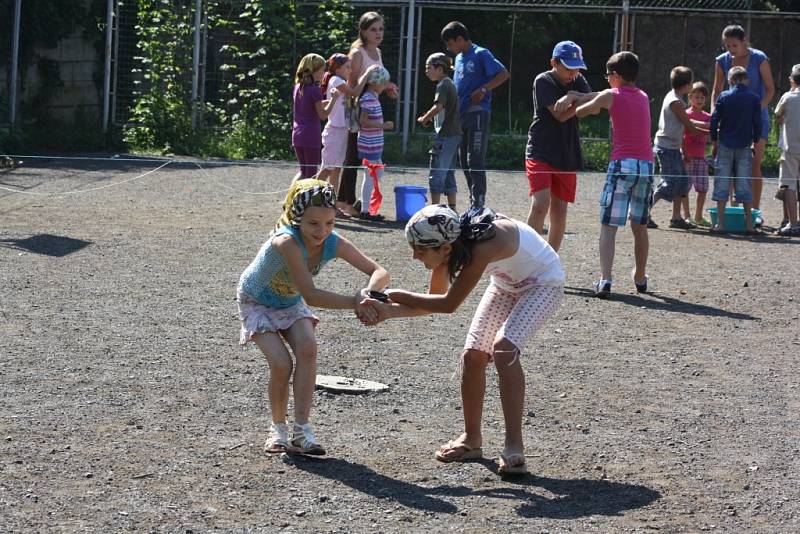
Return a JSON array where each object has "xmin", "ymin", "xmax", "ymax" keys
[
  {"xmin": 375, "ymin": 205, "xmax": 563, "ymax": 474},
  {"xmin": 237, "ymin": 179, "xmax": 388, "ymax": 455}
]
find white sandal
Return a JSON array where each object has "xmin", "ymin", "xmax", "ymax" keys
[
  {"xmin": 264, "ymin": 422, "xmax": 290, "ymax": 454},
  {"xmin": 291, "ymin": 422, "xmax": 326, "ymax": 456}
]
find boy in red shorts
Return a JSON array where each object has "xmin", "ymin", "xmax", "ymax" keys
[{"xmin": 525, "ymin": 40, "xmax": 596, "ymax": 252}]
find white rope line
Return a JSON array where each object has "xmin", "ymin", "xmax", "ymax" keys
[
  {"xmin": 0, "ymin": 160, "xmax": 173, "ymax": 197},
  {"xmin": 192, "ymin": 162, "xmax": 294, "ymax": 196},
  {"xmin": 0, "ymin": 153, "xmax": 789, "ymax": 188}
]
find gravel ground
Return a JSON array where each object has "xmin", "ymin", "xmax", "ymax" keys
[{"xmin": 1, "ymin": 157, "xmax": 799, "ymax": 533}]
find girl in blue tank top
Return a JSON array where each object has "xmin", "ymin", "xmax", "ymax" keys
[{"xmin": 237, "ymin": 179, "xmax": 388, "ymax": 456}]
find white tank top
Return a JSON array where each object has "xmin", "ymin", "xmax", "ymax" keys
[{"xmin": 485, "ymin": 220, "xmax": 564, "ymax": 292}]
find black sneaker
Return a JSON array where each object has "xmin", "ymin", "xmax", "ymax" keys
[
  {"xmin": 593, "ymin": 279, "xmax": 612, "ymax": 299},
  {"xmin": 647, "ymin": 217, "xmax": 658, "ymax": 229}
]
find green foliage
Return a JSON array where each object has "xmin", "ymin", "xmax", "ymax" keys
[
  {"xmin": 123, "ymin": 0, "xmax": 198, "ymax": 154},
  {"xmin": 213, "ymin": 0, "xmax": 353, "ymax": 159}
]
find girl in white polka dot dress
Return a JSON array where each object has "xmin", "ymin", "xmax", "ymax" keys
[{"xmin": 371, "ymin": 205, "xmax": 564, "ymax": 475}]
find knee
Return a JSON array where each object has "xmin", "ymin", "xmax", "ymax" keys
[
  {"xmin": 461, "ymin": 349, "xmax": 489, "ymax": 371},
  {"xmin": 293, "ymin": 339, "xmax": 318, "ymax": 362},
  {"xmin": 492, "ymin": 338, "xmax": 520, "ymax": 367},
  {"xmin": 269, "ymin": 357, "xmax": 293, "ymax": 377}
]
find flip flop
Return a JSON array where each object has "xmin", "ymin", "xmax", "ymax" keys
[
  {"xmin": 498, "ymin": 453, "xmax": 528, "ymax": 475},
  {"xmin": 435, "ymin": 440, "xmax": 483, "ymax": 463}
]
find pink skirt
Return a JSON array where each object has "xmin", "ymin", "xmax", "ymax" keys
[
  {"xmin": 321, "ymin": 125, "xmax": 349, "ymax": 169},
  {"xmin": 237, "ymin": 290, "xmax": 318, "ymax": 345}
]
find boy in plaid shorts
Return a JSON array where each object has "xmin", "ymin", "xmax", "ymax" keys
[
  {"xmin": 682, "ymin": 82, "xmax": 712, "ymax": 227},
  {"xmin": 577, "ymin": 51, "xmax": 653, "ymax": 298}
]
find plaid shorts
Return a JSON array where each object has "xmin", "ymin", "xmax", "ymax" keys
[
  {"xmin": 685, "ymin": 157, "xmax": 709, "ymax": 193},
  {"xmin": 600, "ymin": 158, "xmax": 654, "ymax": 227}
]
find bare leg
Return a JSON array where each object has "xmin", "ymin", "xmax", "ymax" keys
[
  {"xmin": 716, "ymin": 200, "xmax": 727, "ymax": 230},
  {"xmin": 695, "ymin": 191, "xmax": 707, "ymax": 223},
  {"xmin": 328, "ymin": 168, "xmax": 341, "ymax": 197},
  {"xmin": 527, "ymin": 188, "xmax": 551, "ymax": 234},
  {"xmin": 252, "ymin": 332, "xmax": 294, "ymax": 424},
  {"xmin": 438, "ymin": 349, "xmax": 488, "ymax": 458},
  {"xmin": 431, "ymin": 191, "xmax": 442, "ymax": 205},
  {"xmin": 752, "ymin": 140, "xmax": 766, "ymax": 210},
  {"xmin": 283, "ymin": 319, "xmax": 318, "ymax": 425},
  {"xmin": 493, "ymin": 338, "xmax": 525, "ymax": 463},
  {"xmin": 446, "ymin": 192, "xmax": 457, "ymax": 209},
  {"xmin": 630, "ymin": 222, "xmax": 649, "ymax": 282},
  {"xmin": 681, "ymin": 196, "xmax": 691, "ymax": 220},
  {"xmin": 547, "ymin": 196, "xmax": 568, "ymax": 252},
  {"xmin": 786, "ymin": 189, "xmax": 799, "ymax": 226},
  {"xmin": 743, "ymin": 202, "xmax": 754, "ymax": 232},
  {"xmin": 599, "ymin": 224, "xmax": 618, "ymax": 281}
]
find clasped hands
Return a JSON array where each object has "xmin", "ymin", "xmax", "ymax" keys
[{"xmin": 353, "ymin": 288, "xmax": 410, "ymax": 326}]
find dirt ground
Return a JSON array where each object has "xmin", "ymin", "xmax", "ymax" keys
[{"xmin": 1, "ymin": 157, "xmax": 799, "ymax": 533}]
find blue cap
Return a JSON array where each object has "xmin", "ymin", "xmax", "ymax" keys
[{"xmin": 552, "ymin": 40, "xmax": 587, "ymax": 70}]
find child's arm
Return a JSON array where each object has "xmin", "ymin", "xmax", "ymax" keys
[
  {"xmin": 386, "ymin": 252, "xmax": 490, "ymax": 314},
  {"xmin": 315, "ymin": 88, "xmax": 340, "ymax": 120},
  {"xmin": 418, "ymin": 102, "xmax": 443, "ymax": 126},
  {"xmin": 553, "ymin": 91, "xmax": 598, "ymax": 114},
  {"xmin": 359, "ymin": 108, "xmax": 394, "ymax": 130},
  {"xmin": 670, "ymin": 101, "xmax": 708, "ymax": 135},
  {"xmin": 338, "ymin": 65, "xmax": 380, "ymax": 98},
  {"xmin": 575, "ymin": 90, "xmax": 613, "ymax": 118},
  {"xmin": 276, "ymin": 235, "xmax": 380, "ymax": 311}
]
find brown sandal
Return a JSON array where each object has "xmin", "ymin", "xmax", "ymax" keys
[{"xmin": 435, "ymin": 440, "xmax": 483, "ymax": 463}]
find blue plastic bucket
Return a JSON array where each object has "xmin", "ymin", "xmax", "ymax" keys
[
  {"xmin": 394, "ymin": 185, "xmax": 427, "ymax": 222},
  {"xmin": 707, "ymin": 206, "xmax": 761, "ymax": 233}
]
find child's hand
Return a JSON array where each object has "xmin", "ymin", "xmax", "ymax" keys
[
  {"xmin": 554, "ymin": 93, "xmax": 577, "ymax": 112},
  {"xmin": 385, "ymin": 83, "xmax": 399, "ymax": 100},
  {"xmin": 417, "ymin": 115, "xmax": 430, "ymax": 126},
  {"xmin": 355, "ymin": 297, "xmax": 378, "ymax": 325},
  {"xmin": 383, "ymin": 121, "xmax": 394, "ymax": 131},
  {"xmin": 330, "ymin": 86, "xmax": 341, "ymax": 99},
  {"xmin": 385, "ymin": 288, "xmax": 411, "ymax": 305},
  {"xmin": 470, "ymin": 87, "xmax": 486, "ymax": 105}
]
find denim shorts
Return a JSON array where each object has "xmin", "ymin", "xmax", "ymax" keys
[
  {"xmin": 653, "ymin": 147, "xmax": 689, "ymax": 202},
  {"xmin": 600, "ymin": 159, "xmax": 655, "ymax": 227},
  {"xmin": 428, "ymin": 134, "xmax": 460, "ymax": 194},
  {"xmin": 712, "ymin": 145, "xmax": 753, "ymax": 203}
]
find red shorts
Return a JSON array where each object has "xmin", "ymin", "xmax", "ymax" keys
[{"xmin": 525, "ymin": 159, "xmax": 577, "ymax": 203}]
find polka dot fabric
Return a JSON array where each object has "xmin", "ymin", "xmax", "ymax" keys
[{"xmin": 464, "ymin": 283, "xmax": 563, "ymax": 357}]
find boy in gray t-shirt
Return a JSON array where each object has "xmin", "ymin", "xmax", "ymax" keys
[
  {"xmin": 418, "ymin": 53, "xmax": 462, "ymax": 208},
  {"xmin": 651, "ymin": 66, "xmax": 708, "ymax": 230}
]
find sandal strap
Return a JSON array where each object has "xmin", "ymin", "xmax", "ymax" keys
[
  {"xmin": 268, "ymin": 422, "xmax": 289, "ymax": 446},
  {"xmin": 292, "ymin": 423, "xmax": 320, "ymax": 448}
]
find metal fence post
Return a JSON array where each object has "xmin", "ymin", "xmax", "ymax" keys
[
  {"xmin": 102, "ymin": 0, "xmax": 113, "ymax": 133},
  {"xmin": 9, "ymin": 0, "xmax": 22, "ymax": 127},
  {"xmin": 191, "ymin": 0, "xmax": 202, "ymax": 131},
  {"xmin": 401, "ymin": 0, "xmax": 415, "ymax": 155}
]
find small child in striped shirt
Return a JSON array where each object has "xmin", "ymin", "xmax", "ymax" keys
[{"xmin": 357, "ymin": 66, "xmax": 394, "ymax": 221}]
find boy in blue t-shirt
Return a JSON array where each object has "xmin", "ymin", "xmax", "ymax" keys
[
  {"xmin": 440, "ymin": 21, "xmax": 509, "ymax": 208},
  {"xmin": 709, "ymin": 66, "xmax": 762, "ymax": 234}
]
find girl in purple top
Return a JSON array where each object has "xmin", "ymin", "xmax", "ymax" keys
[
  {"xmin": 711, "ymin": 25, "xmax": 775, "ymax": 213},
  {"xmin": 292, "ymin": 54, "xmax": 341, "ymax": 180}
]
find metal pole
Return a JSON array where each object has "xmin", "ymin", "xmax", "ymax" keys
[
  {"xmin": 410, "ymin": 5, "xmax": 422, "ymax": 135},
  {"xmin": 9, "ymin": 0, "xmax": 22, "ymax": 127},
  {"xmin": 508, "ymin": 13, "xmax": 516, "ymax": 135},
  {"xmin": 191, "ymin": 0, "xmax": 202, "ymax": 131},
  {"xmin": 401, "ymin": 0, "xmax": 416, "ymax": 155},
  {"xmin": 395, "ymin": 6, "xmax": 405, "ymax": 131},
  {"xmin": 102, "ymin": 0, "xmax": 113, "ymax": 133}
]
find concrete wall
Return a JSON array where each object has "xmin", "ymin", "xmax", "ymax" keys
[{"xmin": 0, "ymin": 31, "xmax": 101, "ymax": 124}]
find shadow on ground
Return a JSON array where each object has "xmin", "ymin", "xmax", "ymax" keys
[
  {"xmin": 564, "ymin": 286, "xmax": 758, "ymax": 321},
  {"xmin": 0, "ymin": 234, "xmax": 92, "ymax": 257},
  {"xmin": 291, "ymin": 456, "xmax": 660, "ymax": 518}
]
